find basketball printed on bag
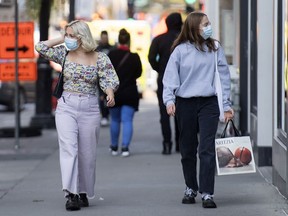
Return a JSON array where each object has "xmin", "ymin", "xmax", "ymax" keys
[{"xmin": 234, "ymin": 147, "xmax": 252, "ymax": 165}]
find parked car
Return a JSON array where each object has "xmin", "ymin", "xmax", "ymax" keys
[{"xmin": 0, "ymin": 81, "xmax": 35, "ymax": 111}]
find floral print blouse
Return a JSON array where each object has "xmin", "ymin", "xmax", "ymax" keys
[{"xmin": 35, "ymin": 42, "xmax": 119, "ymax": 96}]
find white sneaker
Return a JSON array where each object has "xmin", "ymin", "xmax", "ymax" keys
[
  {"xmin": 101, "ymin": 118, "xmax": 109, "ymax": 126},
  {"xmin": 111, "ymin": 150, "xmax": 118, "ymax": 156},
  {"xmin": 121, "ymin": 147, "xmax": 130, "ymax": 157},
  {"xmin": 121, "ymin": 151, "xmax": 130, "ymax": 157},
  {"xmin": 110, "ymin": 146, "xmax": 118, "ymax": 156}
]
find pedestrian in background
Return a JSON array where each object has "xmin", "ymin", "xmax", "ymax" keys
[
  {"xmin": 163, "ymin": 12, "xmax": 234, "ymax": 208},
  {"xmin": 108, "ymin": 28, "xmax": 142, "ymax": 157},
  {"xmin": 35, "ymin": 20, "xmax": 119, "ymax": 211},
  {"xmin": 96, "ymin": 30, "xmax": 113, "ymax": 55},
  {"xmin": 96, "ymin": 30, "xmax": 114, "ymax": 127},
  {"xmin": 148, "ymin": 12, "xmax": 182, "ymax": 155}
]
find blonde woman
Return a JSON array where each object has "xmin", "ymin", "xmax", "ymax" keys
[{"xmin": 35, "ymin": 20, "xmax": 119, "ymax": 211}]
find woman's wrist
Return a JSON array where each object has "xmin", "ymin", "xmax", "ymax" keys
[{"xmin": 105, "ymin": 88, "xmax": 114, "ymax": 97}]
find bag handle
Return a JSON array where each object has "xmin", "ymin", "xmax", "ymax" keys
[{"xmin": 220, "ymin": 119, "xmax": 241, "ymax": 138}]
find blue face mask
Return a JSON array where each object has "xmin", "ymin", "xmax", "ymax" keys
[
  {"xmin": 64, "ymin": 37, "xmax": 79, "ymax": 50},
  {"xmin": 201, "ymin": 25, "xmax": 212, "ymax": 40}
]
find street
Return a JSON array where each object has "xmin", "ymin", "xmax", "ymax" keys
[{"xmin": 0, "ymin": 92, "xmax": 287, "ymax": 216}]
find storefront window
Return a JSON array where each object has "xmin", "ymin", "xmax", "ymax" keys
[
  {"xmin": 285, "ymin": 0, "xmax": 288, "ymax": 132},
  {"xmin": 277, "ymin": 0, "xmax": 288, "ymax": 143}
]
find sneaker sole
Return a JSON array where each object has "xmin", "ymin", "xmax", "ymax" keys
[
  {"xmin": 121, "ymin": 152, "xmax": 130, "ymax": 157},
  {"xmin": 202, "ymin": 200, "xmax": 217, "ymax": 208},
  {"xmin": 111, "ymin": 151, "xmax": 118, "ymax": 156},
  {"xmin": 66, "ymin": 205, "xmax": 81, "ymax": 211},
  {"xmin": 182, "ymin": 198, "xmax": 195, "ymax": 204},
  {"xmin": 202, "ymin": 203, "xmax": 217, "ymax": 208},
  {"xmin": 79, "ymin": 202, "xmax": 89, "ymax": 207}
]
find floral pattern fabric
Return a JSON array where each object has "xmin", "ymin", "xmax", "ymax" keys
[{"xmin": 35, "ymin": 42, "xmax": 119, "ymax": 96}]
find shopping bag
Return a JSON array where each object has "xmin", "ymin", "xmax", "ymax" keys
[{"xmin": 215, "ymin": 120, "xmax": 256, "ymax": 175}]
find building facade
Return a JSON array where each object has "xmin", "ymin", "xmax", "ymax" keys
[{"xmin": 206, "ymin": 0, "xmax": 288, "ymax": 197}]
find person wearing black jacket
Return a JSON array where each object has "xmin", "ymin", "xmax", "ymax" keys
[
  {"xmin": 96, "ymin": 31, "xmax": 114, "ymax": 127},
  {"xmin": 108, "ymin": 28, "xmax": 142, "ymax": 157},
  {"xmin": 148, "ymin": 12, "xmax": 183, "ymax": 154}
]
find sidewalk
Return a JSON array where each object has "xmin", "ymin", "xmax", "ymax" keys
[{"xmin": 0, "ymin": 92, "xmax": 287, "ymax": 216}]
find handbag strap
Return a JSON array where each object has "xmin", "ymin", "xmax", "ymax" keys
[
  {"xmin": 61, "ymin": 50, "xmax": 69, "ymax": 72},
  {"xmin": 116, "ymin": 52, "xmax": 130, "ymax": 71},
  {"xmin": 214, "ymin": 42, "xmax": 219, "ymax": 72},
  {"xmin": 220, "ymin": 119, "xmax": 241, "ymax": 138}
]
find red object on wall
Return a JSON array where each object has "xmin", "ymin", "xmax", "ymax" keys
[{"xmin": 234, "ymin": 147, "xmax": 252, "ymax": 165}]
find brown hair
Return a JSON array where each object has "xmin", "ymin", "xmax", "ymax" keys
[
  {"xmin": 171, "ymin": 12, "xmax": 218, "ymax": 52},
  {"xmin": 118, "ymin": 28, "xmax": 130, "ymax": 45}
]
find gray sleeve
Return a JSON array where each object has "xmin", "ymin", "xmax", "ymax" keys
[
  {"xmin": 217, "ymin": 45, "xmax": 232, "ymax": 111},
  {"xmin": 162, "ymin": 48, "xmax": 181, "ymax": 106}
]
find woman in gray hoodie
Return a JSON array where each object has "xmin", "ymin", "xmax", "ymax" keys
[{"xmin": 163, "ymin": 12, "xmax": 234, "ymax": 209}]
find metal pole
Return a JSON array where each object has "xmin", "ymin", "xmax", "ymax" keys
[
  {"xmin": 69, "ymin": 0, "xmax": 75, "ymax": 22},
  {"xmin": 30, "ymin": 0, "xmax": 54, "ymax": 129},
  {"xmin": 239, "ymin": 0, "xmax": 249, "ymax": 135},
  {"xmin": 14, "ymin": 0, "xmax": 20, "ymax": 149}
]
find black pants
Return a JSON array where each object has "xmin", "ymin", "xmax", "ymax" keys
[
  {"xmin": 176, "ymin": 96, "xmax": 219, "ymax": 195},
  {"xmin": 157, "ymin": 88, "xmax": 179, "ymax": 146}
]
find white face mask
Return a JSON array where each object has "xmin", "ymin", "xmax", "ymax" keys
[
  {"xmin": 201, "ymin": 25, "xmax": 213, "ymax": 40},
  {"xmin": 64, "ymin": 37, "xmax": 79, "ymax": 50}
]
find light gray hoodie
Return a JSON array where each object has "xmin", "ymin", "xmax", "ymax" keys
[{"xmin": 162, "ymin": 42, "xmax": 232, "ymax": 111}]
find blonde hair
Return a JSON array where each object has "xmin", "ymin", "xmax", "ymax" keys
[{"xmin": 65, "ymin": 20, "xmax": 97, "ymax": 52}]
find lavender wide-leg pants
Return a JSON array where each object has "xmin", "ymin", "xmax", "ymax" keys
[{"xmin": 55, "ymin": 91, "xmax": 101, "ymax": 199}]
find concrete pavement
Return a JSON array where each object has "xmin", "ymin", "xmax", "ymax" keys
[{"xmin": 0, "ymin": 92, "xmax": 287, "ymax": 216}]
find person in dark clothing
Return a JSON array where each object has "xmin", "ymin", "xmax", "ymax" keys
[
  {"xmin": 108, "ymin": 28, "xmax": 142, "ymax": 157},
  {"xmin": 96, "ymin": 31, "xmax": 114, "ymax": 126},
  {"xmin": 96, "ymin": 30, "xmax": 113, "ymax": 55},
  {"xmin": 148, "ymin": 12, "xmax": 183, "ymax": 154}
]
